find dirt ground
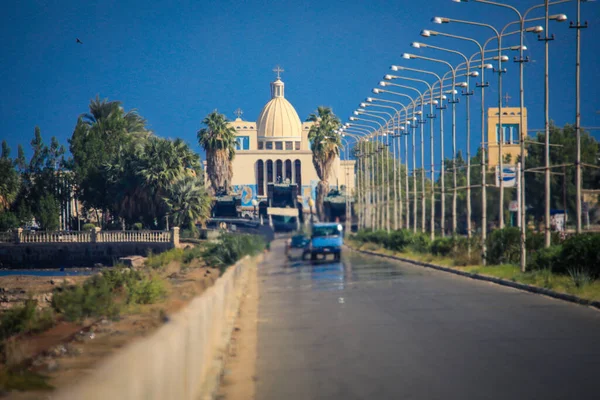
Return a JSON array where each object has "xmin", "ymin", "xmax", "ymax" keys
[
  {"xmin": 1, "ymin": 275, "xmax": 89, "ymax": 311},
  {"xmin": 216, "ymin": 261, "xmax": 258, "ymax": 400},
  {"xmin": 1, "ymin": 261, "xmax": 219, "ymax": 399}
]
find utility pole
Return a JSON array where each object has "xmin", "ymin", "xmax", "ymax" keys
[
  {"xmin": 571, "ymin": 0, "xmax": 587, "ymax": 233},
  {"xmin": 541, "ymin": 0, "xmax": 554, "ymax": 247}
]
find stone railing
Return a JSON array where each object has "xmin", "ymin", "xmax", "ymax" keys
[
  {"xmin": 18, "ymin": 230, "xmax": 93, "ymax": 243},
  {"xmin": 98, "ymin": 230, "xmax": 171, "ymax": 243},
  {"xmin": 3, "ymin": 227, "xmax": 179, "ymax": 246}
]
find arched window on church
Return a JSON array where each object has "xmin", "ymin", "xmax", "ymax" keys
[
  {"xmin": 285, "ymin": 160, "xmax": 292, "ymax": 183},
  {"xmin": 294, "ymin": 159, "xmax": 302, "ymax": 189},
  {"xmin": 275, "ymin": 160, "xmax": 283, "ymax": 183},
  {"xmin": 257, "ymin": 160, "xmax": 264, "ymax": 196},
  {"xmin": 266, "ymin": 160, "xmax": 273, "ymax": 184}
]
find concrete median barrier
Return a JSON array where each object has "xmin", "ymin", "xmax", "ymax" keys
[{"xmin": 55, "ymin": 255, "xmax": 259, "ymax": 400}]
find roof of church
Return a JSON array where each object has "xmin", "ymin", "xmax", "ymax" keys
[{"xmin": 256, "ymin": 78, "xmax": 302, "ymax": 138}]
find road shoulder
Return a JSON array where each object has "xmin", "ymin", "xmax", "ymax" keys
[{"xmin": 216, "ymin": 262, "xmax": 258, "ymax": 400}]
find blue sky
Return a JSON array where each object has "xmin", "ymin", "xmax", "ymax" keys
[{"xmin": 1, "ymin": 0, "xmax": 598, "ymax": 165}]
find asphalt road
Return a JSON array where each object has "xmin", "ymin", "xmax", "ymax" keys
[{"xmin": 255, "ymin": 240, "xmax": 600, "ymax": 400}]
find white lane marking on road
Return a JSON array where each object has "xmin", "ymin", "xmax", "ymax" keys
[{"xmin": 338, "ymin": 297, "xmax": 345, "ymax": 304}]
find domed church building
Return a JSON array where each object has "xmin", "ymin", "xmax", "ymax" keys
[{"xmin": 227, "ymin": 70, "xmax": 355, "ymax": 213}]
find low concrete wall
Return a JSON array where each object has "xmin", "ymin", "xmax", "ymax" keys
[
  {"xmin": 55, "ymin": 255, "xmax": 257, "ymax": 400},
  {"xmin": 0, "ymin": 242, "xmax": 173, "ymax": 268}
]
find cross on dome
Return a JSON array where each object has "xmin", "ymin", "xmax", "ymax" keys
[
  {"xmin": 503, "ymin": 92, "xmax": 512, "ymax": 107},
  {"xmin": 273, "ymin": 65, "xmax": 284, "ymax": 79}
]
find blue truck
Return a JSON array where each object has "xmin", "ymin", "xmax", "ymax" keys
[{"xmin": 304, "ymin": 223, "xmax": 344, "ymax": 262}]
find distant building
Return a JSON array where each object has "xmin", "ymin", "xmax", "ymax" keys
[
  {"xmin": 487, "ymin": 106, "xmax": 528, "ymax": 167},
  {"xmin": 206, "ymin": 72, "xmax": 355, "ymax": 211}
]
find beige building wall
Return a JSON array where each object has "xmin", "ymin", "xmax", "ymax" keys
[
  {"xmin": 487, "ymin": 106, "xmax": 528, "ymax": 167},
  {"xmin": 204, "ymin": 76, "xmax": 355, "ymax": 209}
]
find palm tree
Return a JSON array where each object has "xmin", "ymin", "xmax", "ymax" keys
[
  {"xmin": 82, "ymin": 95, "xmax": 150, "ymax": 146},
  {"xmin": 164, "ymin": 175, "xmax": 211, "ymax": 230},
  {"xmin": 135, "ymin": 137, "xmax": 202, "ymax": 227},
  {"xmin": 197, "ymin": 111, "xmax": 237, "ymax": 194},
  {"xmin": 306, "ymin": 107, "xmax": 342, "ymax": 221}
]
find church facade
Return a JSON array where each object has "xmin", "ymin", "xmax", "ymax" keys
[{"xmin": 224, "ymin": 73, "xmax": 355, "ymax": 212}]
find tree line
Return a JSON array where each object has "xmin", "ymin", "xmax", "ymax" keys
[
  {"xmin": 354, "ymin": 123, "xmax": 600, "ymax": 233},
  {"xmin": 0, "ymin": 98, "xmax": 346, "ymax": 231},
  {"xmin": 1, "ymin": 96, "xmax": 211, "ymax": 232}
]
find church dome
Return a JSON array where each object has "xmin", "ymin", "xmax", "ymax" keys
[{"xmin": 256, "ymin": 78, "xmax": 302, "ymax": 138}]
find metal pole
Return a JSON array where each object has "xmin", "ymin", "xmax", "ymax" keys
[
  {"xmin": 479, "ymin": 53, "xmax": 488, "ymax": 265},
  {"xmin": 543, "ymin": 0, "xmax": 552, "ymax": 247},
  {"xmin": 439, "ymin": 98, "xmax": 446, "ymax": 237},
  {"xmin": 429, "ymin": 95, "xmax": 436, "ymax": 240},
  {"xmin": 405, "ymin": 132, "xmax": 410, "ymax": 230},
  {"xmin": 398, "ymin": 133, "xmax": 404, "ymax": 229},
  {"xmin": 392, "ymin": 123, "xmax": 398, "ymax": 230},
  {"xmin": 571, "ymin": 0, "xmax": 585, "ymax": 233},
  {"xmin": 465, "ymin": 65, "xmax": 473, "ymax": 244},
  {"xmin": 519, "ymin": 17, "xmax": 528, "ymax": 272},
  {"xmin": 497, "ymin": 36, "xmax": 505, "ymax": 230},
  {"xmin": 451, "ymin": 74, "xmax": 458, "ymax": 236},
  {"xmin": 386, "ymin": 131, "xmax": 391, "ymax": 232},
  {"xmin": 420, "ymin": 105, "xmax": 426, "ymax": 233},
  {"xmin": 412, "ymin": 120, "xmax": 418, "ymax": 233},
  {"xmin": 380, "ymin": 132, "xmax": 385, "ymax": 231}
]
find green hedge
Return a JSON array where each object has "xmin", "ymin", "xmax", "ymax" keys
[
  {"xmin": 355, "ymin": 229, "xmax": 600, "ymax": 277},
  {"xmin": 555, "ymin": 233, "xmax": 600, "ymax": 277}
]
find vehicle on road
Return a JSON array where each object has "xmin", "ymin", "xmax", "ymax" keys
[
  {"xmin": 285, "ymin": 233, "xmax": 310, "ymax": 260},
  {"xmin": 304, "ymin": 223, "xmax": 343, "ymax": 262}
]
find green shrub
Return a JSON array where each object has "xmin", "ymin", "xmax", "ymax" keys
[
  {"xmin": 132, "ymin": 222, "xmax": 143, "ymax": 231},
  {"xmin": 387, "ymin": 229, "xmax": 412, "ymax": 251},
  {"xmin": 526, "ymin": 231, "xmax": 561, "ymax": 252},
  {"xmin": 51, "ymin": 266, "xmax": 171, "ymax": 321},
  {"xmin": 127, "ymin": 277, "xmax": 167, "ymax": 304},
  {"xmin": 527, "ymin": 245, "xmax": 563, "ymax": 271},
  {"xmin": 51, "ymin": 277, "xmax": 119, "ymax": 322},
  {"xmin": 202, "ymin": 233, "xmax": 265, "ymax": 273},
  {"xmin": 100, "ymin": 268, "xmax": 143, "ymax": 290},
  {"xmin": 555, "ymin": 233, "xmax": 600, "ymax": 277},
  {"xmin": 82, "ymin": 223, "xmax": 96, "ymax": 231},
  {"xmin": 0, "ymin": 300, "xmax": 55, "ymax": 341},
  {"xmin": 145, "ymin": 248, "xmax": 184, "ymax": 269},
  {"xmin": 485, "ymin": 227, "xmax": 521, "ymax": 265},
  {"xmin": 182, "ymin": 246, "xmax": 204, "ymax": 264},
  {"xmin": 409, "ymin": 233, "xmax": 431, "ymax": 254},
  {"xmin": 430, "ymin": 237, "xmax": 454, "ymax": 256}
]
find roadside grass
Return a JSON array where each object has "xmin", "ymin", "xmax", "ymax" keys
[
  {"xmin": 347, "ymin": 239, "xmax": 600, "ymax": 303},
  {"xmin": 0, "ymin": 368, "xmax": 52, "ymax": 391},
  {"xmin": 0, "ymin": 300, "xmax": 56, "ymax": 342},
  {"xmin": 146, "ymin": 248, "xmax": 185, "ymax": 269}
]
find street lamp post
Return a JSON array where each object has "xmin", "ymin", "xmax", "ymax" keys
[
  {"xmin": 350, "ymin": 116, "xmax": 385, "ymax": 229},
  {"xmin": 373, "ymin": 88, "xmax": 416, "ymax": 229},
  {"xmin": 363, "ymin": 101, "xmax": 403, "ymax": 230},
  {"xmin": 345, "ymin": 124, "xmax": 376, "ymax": 229},
  {"xmin": 354, "ymin": 111, "xmax": 389, "ymax": 231},
  {"xmin": 367, "ymin": 97, "xmax": 409, "ymax": 229},
  {"xmin": 433, "ymin": 16, "xmax": 507, "ymax": 233},
  {"xmin": 390, "ymin": 67, "xmax": 441, "ymax": 239},
  {"xmin": 380, "ymin": 80, "xmax": 424, "ymax": 232},
  {"xmin": 571, "ymin": 0, "xmax": 588, "ymax": 234}
]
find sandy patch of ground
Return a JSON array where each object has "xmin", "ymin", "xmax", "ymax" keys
[
  {"xmin": 216, "ymin": 262, "xmax": 258, "ymax": 400},
  {"xmin": 1, "ymin": 276, "xmax": 89, "ymax": 311}
]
